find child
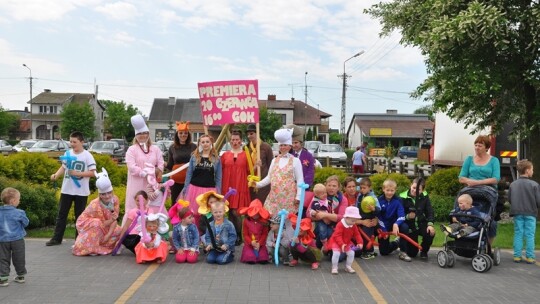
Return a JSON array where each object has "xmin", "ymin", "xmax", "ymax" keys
[
  {"xmin": 356, "ymin": 177, "xmax": 380, "ymax": 259},
  {"xmin": 48, "ymin": 131, "xmax": 96, "ymax": 246},
  {"xmin": 135, "ymin": 213, "xmax": 169, "ymax": 264},
  {"xmin": 376, "ymin": 179, "xmax": 408, "ymax": 261},
  {"xmin": 509, "ymin": 160, "xmax": 540, "ymax": 264},
  {"xmin": 0, "ymin": 188, "xmax": 29, "ymax": 286},
  {"xmin": 399, "ymin": 177, "xmax": 435, "ymax": 259},
  {"xmin": 343, "ymin": 177, "xmax": 359, "ymax": 207},
  {"xmin": 239, "ymin": 199, "xmax": 270, "ymax": 264},
  {"xmin": 117, "ymin": 191, "xmax": 150, "ymax": 254},
  {"xmin": 441, "ymin": 194, "xmax": 482, "ymax": 238},
  {"xmin": 288, "ymin": 213, "xmax": 322, "ymax": 270},
  {"xmin": 309, "ymin": 183, "xmax": 331, "ymax": 249},
  {"xmin": 266, "ymin": 215, "xmax": 293, "ymax": 265},
  {"xmin": 172, "ymin": 200, "xmax": 200, "ymax": 263},
  {"xmin": 327, "ymin": 206, "xmax": 363, "ymax": 274},
  {"xmin": 204, "ymin": 201, "xmax": 236, "ymax": 265}
]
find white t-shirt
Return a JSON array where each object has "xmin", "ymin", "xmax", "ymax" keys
[{"xmin": 61, "ymin": 149, "xmax": 96, "ymax": 196}]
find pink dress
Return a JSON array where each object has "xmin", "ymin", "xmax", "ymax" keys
[
  {"xmin": 72, "ymin": 196, "xmax": 122, "ymax": 256},
  {"xmin": 264, "ymin": 157, "xmax": 298, "ymax": 216},
  {"xmin": 240, "ymin": 218, "xmax": 269, "ymax": 263},
  {"xmin": 123, "ymin": 144, "xmax": 164, "ymax": 225}
]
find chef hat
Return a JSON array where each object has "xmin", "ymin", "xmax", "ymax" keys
[
  {"xmin": 95, "ymin": 168, "xmax": 113, "ymax": 194},
  {"xmin": 131, "ymin": 114, "xmax": 149, "ymax": 135},
  {"xmin": 274, "ymin": 128, "xmax": 293, "ymax": 145}
]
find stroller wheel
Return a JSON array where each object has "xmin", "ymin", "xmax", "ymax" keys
[
  {"xmin": 492, "ymin": 248, "xmax": 501, "ymax": 266},
  {"xmin": 471, "ymin": 254, "xmax": 491, "ymax": 273},
  {"xmin": 437, "ymin": 251, "xmax": 448, "ymax": 268},
  {"xmin": 446, "ymin": 250, "xmax": 455, "ymax": 268}
]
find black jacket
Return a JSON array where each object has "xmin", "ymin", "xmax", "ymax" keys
[{"xmin": 399, "ymin": 190, "xmax": 435, "ymax": 230}]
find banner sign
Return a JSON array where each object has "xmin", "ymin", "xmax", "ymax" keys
[{"xmin": 197, "ymin": 80, "xmax": 259, "ymax": 126}]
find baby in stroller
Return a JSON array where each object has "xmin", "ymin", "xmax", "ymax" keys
[
  {"xmin": 437, "ymin": 186, "xmax": 501, "ymax": 273},
  {"xmin": 441, "ymin": 194, "xmax": 482, "ymax": 238}
]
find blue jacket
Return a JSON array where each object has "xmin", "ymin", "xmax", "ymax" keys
[
  {"xmin": 172, "ymin": 223, "xmax": 200, "ymax": 251},
  {"xmin": 452, "ymin": 206, "xmax": 483, "ymax": 229},
  {"xmin": 377, "ymin": 195, "xmax": 405, "ymax": 232},
  {"xmin": 0, "ymin": 205, "xmax": 29, "ymax": 242},
  {"xmin": 204, "ymin": 219, "xmax": 237, "ymax": 252},
  {"xmin": 184, "ymin": 155, "xmax": 222, "ymax": 196}
]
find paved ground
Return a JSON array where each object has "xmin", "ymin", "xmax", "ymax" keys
[{"xmin": 1, "ymin": 239, "xmax": 540, "ymax": 304}]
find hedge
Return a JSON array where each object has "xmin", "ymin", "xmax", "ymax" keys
[
  {"xmin": 425, "ymin": 167, "xmax": 462, "ymax": 196},
  {"xmin": 313, "ymin": 167, "xmax": 349, "ymax": 185},
  {"xmin": 369, "ymin": 172, "xmax": 411, "ymax": 196}
]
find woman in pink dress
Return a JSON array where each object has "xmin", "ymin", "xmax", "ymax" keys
[
  {"xmin": 221, "ymin": 130, "xmax": 250, "ymax": 241},
  {"xmin": 72, "ymin": 168, "xmax": 122, "ymax": 256},
  {"xmin": 254, "ymin": 128, "xmax": 304, "ymax": 217},
  {"xmin": 123, "ymin": 115, "xmax": 164, "ymax": 225}
]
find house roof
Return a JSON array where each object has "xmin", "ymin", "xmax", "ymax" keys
[
  {"xmin": 31, "ymin": 91, "xmax": 96, "ymax": 105},
  {"xmin": 354, "ymin": 119, "xmax": 434, "ymax": 138}
]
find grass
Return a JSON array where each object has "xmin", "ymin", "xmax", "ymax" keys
[{"xmin": 28, "ymin": 222, "xmax": 540, "ymax": 250}]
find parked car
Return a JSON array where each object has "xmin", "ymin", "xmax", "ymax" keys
[
  {"xmin": 109, "ymin": 138, "xmax": 128, "ymax": 153},
  {"xmin": 304, "ymin": 141, "xmax": 322, "ymax": 154},
  {"xmin": 12, "ymin": 139, "xmax": 38, "ymax": 152},
  {"xmin": 156, "ymin": 140, "xmax": 174, "ymax": 151},
  {"xmin": 27, "ymin": 139, "xmax": 70, "ymax": 153},
  {"xmin": 397, "ymin": 146, "xmax": 419, "ymax": 159},
  {"xmin": 0, "ymin": 140, "xmax": 13, "ymax": 152},
  {"xmin": 152, "ymin": 142, "xmax": 168, "ymax": 162},
  {"xmin": 314, "ymin": 144, "xmax": 347, "ymax": 167},
  {"xmin": 89, "ymin": 141, "xmax": 124, "ymax": 161}
]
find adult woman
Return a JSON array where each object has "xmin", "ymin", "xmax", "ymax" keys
[
  {"xmin": 220, "ymin": 130, "xmax": 250, "ymax": 241},
  {"xmin": 123, "ymin": 115, "xmax": 164, "ymax": 225},
  {"xmin": 458, "ymin": 135, "xmax": 500, "ymax": 243},
  {"xmin": 182, "ymin": 134, "xmax": 222, "ymax": 228},
  {"xmin": 166, "ymin": 121, "xmax": 197, "ymax": 204},
  {"xmin": 254, "ymin": 128, "xmax": 304, "ymax": 216},
  {"xmin": 72, "ymin": 169, "xmax": 122, "ymax": 256}
]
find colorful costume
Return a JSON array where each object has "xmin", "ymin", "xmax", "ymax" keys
[
  {"xmin": 221, "ymin": 150, "xmax": 250, "ymax": 209},
  {"xmin": 239, "ymin": 199, "xmax": 270, "ymax": 263}
]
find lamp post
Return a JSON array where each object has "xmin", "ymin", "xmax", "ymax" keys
[
  {"xmin": 304, "ymin": 71, "xmax": 308, "ymax": 140},
  {"xmin": 340, "ymin": 51, "xmax": 364, "ymax": 148},
  {"xmin": 22, "ymin": 64, "xmax": 33, "ymax": 139}
]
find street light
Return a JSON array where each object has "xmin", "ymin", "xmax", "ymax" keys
[
  {"xmin": 340, "ymin": 51, "xmax": 364, "ymax": 148},
  {"xmin": 304, "ymin": 71, "xmax": 308, "ymax": 140},
  {"xmin": 22, "ymin": 64, "xmax": 33, "ymax": 139}
]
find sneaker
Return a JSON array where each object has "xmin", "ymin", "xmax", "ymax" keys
[
  {"xmin": 311, "ymin": 262, "xmax": 319, "ymax": 270},
  {"xmin": 420, "ymin": 252, "xmax": 428, "ymax": 259},
  {"xmin": 289, "ymin": 259, "xmax": 298, "ymax": 267},
  {"xmin": 344, "ymin": 266, "xmax": 356, "ymax": 274},
  {"xmin": 0, "ymin": 279, "xmax": 8, "ymax": 287},
  {"xmin": 46, "ymin": 239, "xmax": 62, "ymax": 246},
  {"xmin": 14, "ymin": 276, "xmax": 25, "ymax": 284},
  {"xmin": 361, "ymin": 252, "xmax": 376, "ymax": 260},
  {"xmin": 525, "ymin": 257, "xmax": 536, "ymax": 264},
  {"xmin": 513, "ymin": 257, "xmax": 522, "ymax": 263},
  {"xmin": 331, "ymin": 268, "xmax": 338, "ymax": 275},
  {"xmin": 399, "ymin": 252, "xmax": 412, "ymax": 262}
]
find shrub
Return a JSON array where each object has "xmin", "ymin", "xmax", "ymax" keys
[
  {"xmin": 91, "ymin": 154, "xmax": 128, "ymax": 191},
  {"xmin": 430, "ymin": 194, "xmax": 455, "ymax": 222},
  {"xmin": 0, "ymin": 153, "xmax": 60, "ymax": 186},
  {"xmin": 369, "ymin": 172, "xmax": 411, "ymax": 196},
  {"xmin": 313, "ymin": 167, "xmax": 348, "ymax": 186},
  {"xmin": 0, "ymin": 176, "xmax": 57, "ymax": 229},
  {"xmin": 426, "ymin": 167, "xmax": 462, "ymax": 196}
]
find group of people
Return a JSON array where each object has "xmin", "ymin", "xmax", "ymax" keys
[{"xmin": 2, "ymin": 120, "xmax": 540, "ymax": 285}]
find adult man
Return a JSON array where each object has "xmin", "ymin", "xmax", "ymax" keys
[
  {"xmin": 285, "ymin": 124, "xmax": 315, "ymax": 188},
  {"xmin": 246, "ymin": 124, "xmax": 274, "ymax": 202},
  {"xmin": 351, "ymin": 146, "xmax": 367, "ymax": 174}
]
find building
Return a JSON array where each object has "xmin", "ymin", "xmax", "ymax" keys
[
  {"xmin": 147, "ymin": 95, "xmax": 331, "ymax": 143},
  {"xmin": 27, "ymin": 89, "xmax": 105, "ymax": 140},
  {"xmin": 347, "ymin": 110, "xmax": 433, "ymax": 152}
]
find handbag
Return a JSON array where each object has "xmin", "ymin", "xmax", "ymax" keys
[{"xmin": 171, "ymin": 163, "xmax": 187, "ymax": 184}]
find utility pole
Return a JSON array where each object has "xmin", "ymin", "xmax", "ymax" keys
[
  {"xmin": 339, "ymin": 51, "xmax": 364, "ymax": 148},
  {"xmin": 22, "ymin": 64, "xmax": 33, "ymax": 139},
  {"xmin": 304, "ymin": 72, "xmax": 308, "ymax": 140}
]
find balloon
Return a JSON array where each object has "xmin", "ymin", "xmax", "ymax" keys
[
  {"xmin": 274, "ymin": 209, "xmax": 289, "ymax": 266},
  {"xmin": 291, "ymin": 183, "xmax": 309, "ymax": 247},
  {"xmin": 59, "ymin": 150, "xmax": 81, "ymax": 188},
  {"xmin": 138, "ymin": 195, "xmax": 150, "ymax": 243},
  {"xmin": 361, "ymin": 196, "xmax": 377, "ymax": 214}
]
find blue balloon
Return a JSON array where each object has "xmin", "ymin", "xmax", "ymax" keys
[
  {"xmin": 274, "ymin": 209, "xmax": 288, "ymax": 266},
  {"xmin": 291, "ymin": 183, "xmax": 309, "ymax": 247}
]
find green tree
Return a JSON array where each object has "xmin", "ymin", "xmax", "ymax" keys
[
  {"xmin": 413, "ymin": 105, "xmax": 434, "ymax": 121},
  {"xmin": 60, "ymin": 102, "xmax": 96, "ymax": 139},
  {"xmin": 367, "ymin": 1, "xmax": 540, "ymax": 179},
  {"xmin": 101, "ymin": 100, "xmax": 139, "ymax": 142},
  {"xmin": 306, "ymin": 128, "xmax": 313, "ymax": 141},
  {"xmin": 0, "ymin": 106, "xmax": 18, "ymax": 137},
  {"xmin": 329, "ymin": 132, "xmax": 342, "ymax": 144}
]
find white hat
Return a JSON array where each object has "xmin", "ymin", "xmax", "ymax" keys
[
  {"xmin": 95, "ymin": 168, "xmax": 113, "ymax": 194},
  {"xmin": 274, "ymin": 128, "xmax": 292, "ymax": 145},
  {"xmin": 131, "ymin": 114, "xmax": 149, "ymax": 135},
  {"xmin": 343, "ymin": 206, "xmax": 361, "ymax": 219},
  {"xmin": 146, "ymin": 213, "xmax": 169, "ymax": 234}
]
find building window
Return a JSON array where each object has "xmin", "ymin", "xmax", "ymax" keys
[
  {"xmin": 49, "ymin": 106, "xmax": 57, "ymax": 114},
  {"xmin": 279, "ymin": 114, "xmax": 286, "ymax": 125},
  {"xmin": 39, "ymin": 106, "xmax": 46, "ymax": 113}
]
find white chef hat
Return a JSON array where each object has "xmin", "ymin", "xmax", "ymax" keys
[
  {"xmin": 131, "ymin": 114, "xmax": 149, "ymax": 135},
  {"xmin": 95, "ymin": 168, "xmax": 113, "ymax": 194},
  {"xmin": 274, "ymin": 128, "xmax": 293, "ymax": 145}
]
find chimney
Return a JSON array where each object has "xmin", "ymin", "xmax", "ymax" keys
[
  {"xmin": 267, "ymin": 94, "xmax": 276, "ymax": 101},
  {"xmin": 24, "ymin": 107, "xmax": 28, "ymax": 112},
  {"xmin": 44, "ymin": 89, "xmax": 51, "ymax": 93},
  {"xmin": 168, "ymin": 97, "xmax": 176, "ymax": 106},
  {"xmin": 386, "ymin": 109, "xmax": 398, "ymax": 114}
]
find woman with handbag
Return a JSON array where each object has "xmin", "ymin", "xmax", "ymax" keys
[{"xmin": 166, "ymin": 121, "xmax": 197, "ymax": 204}]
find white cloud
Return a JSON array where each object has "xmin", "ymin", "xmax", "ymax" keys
[
  {"xmin": 94, "ymin": 2, "xmax": 139, "ymax": 21},
  {"xmin": 0, "ymin": 0, "xmax": 102, "ymax": 21},
  {"xmin": 95, "ymin": 30, "xmax": 136, "ymax": 46}
]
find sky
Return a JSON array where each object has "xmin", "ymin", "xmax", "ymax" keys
[{"xmin": 0, "ymin": 0, "xmax": 429, "ymax": 130}]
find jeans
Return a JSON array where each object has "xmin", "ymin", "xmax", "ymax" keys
[
  {"xmin": 206, "ymin": 250, "xmax": 234, "ymax": 265},
  {"xmin": 377, "ymin": 222, "xmax": 409, "ymax": 256},
  {"xmin": 513, "ymin": 215, "xmax": 536, "ymax": 259},
  {"xmin": 315, "ymin": 221, "xmax": 332, "ymax": 241},
  {"xmin": 0, "ymin": 239, "xmax": 26, "ymax": 278},
  {"xmin": 52, "ymin": 194, "xmax": 88, "ymax": 242}
]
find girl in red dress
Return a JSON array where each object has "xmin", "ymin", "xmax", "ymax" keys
[
  {"xmin": 239, "ymin": 199, "xmax": 270, "ymax": 264},
  {"xmin": 327, "ymin": 206, "xmax": 363, "ymax": 274}
]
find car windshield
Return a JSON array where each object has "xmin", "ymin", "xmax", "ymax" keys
[
  {"xmin": 92, "ymin": 142, "xmax": 115, "ymax": 149},
  {"xmin": 319, "ymin": 145, "xmax": 342, "ymax": 152},
  {"xmin": 21, "ymin": 141, "xmax": 36, "ymax": 148},
  {"xmin": 34, "ymin": 141, "xmax": 57, "ymax": 148}
]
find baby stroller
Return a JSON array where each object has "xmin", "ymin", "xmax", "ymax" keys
[{"xmin": 437, "ymin": 186, "xmax": 501, "ymax": 273}]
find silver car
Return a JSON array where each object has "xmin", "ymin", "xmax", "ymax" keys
[
  {"xmin": 13, "ymin": 139, "xmax": 38, "ymax": 152},
  {"xmin": 89, "ymin": 141, "xmax": 124, "ymax": 161},
  {"xmin": 0, "ymin": 140, "xmax": 13, "ymax": 152},
  {"xmin": 314, "ymin": 144, "xmax": 347, "ymax": 167}
]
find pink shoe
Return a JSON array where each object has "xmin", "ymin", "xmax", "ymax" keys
[
  {"xmin": 311, "ymin": 262, "xmax": 319, "ymax": 270},
  {"xmin": 289, "ymin": 259, "xmax": 298, "ymax": 267}
]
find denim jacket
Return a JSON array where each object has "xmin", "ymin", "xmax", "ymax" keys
[
  {"xmin": 184, "ymin": 155, "xmax": 222, "ymax": 196},
  {"xmin": 172, "ymin": 223, "xmax": 200, "ymax": 251},
  {"xmin": 204, "ymin": 219, "xmax": 237, "ymax": 252},
  {"xmin": 0, "ymin": 205, "xmax": 29, "ymax": 242}
]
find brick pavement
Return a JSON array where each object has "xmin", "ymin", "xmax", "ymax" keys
[{"xmin": 1, "ymin": 239, "xmax": 540, "ymax": 304}]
